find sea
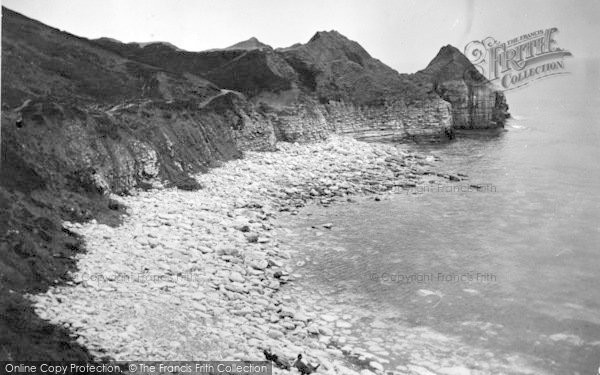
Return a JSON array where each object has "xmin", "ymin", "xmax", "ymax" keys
[{"xmin": 278, "ymin": 59, "xmax": 600, "ymax": 374}]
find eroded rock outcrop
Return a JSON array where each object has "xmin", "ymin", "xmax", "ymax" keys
[{"xmin": 418, "ymin": 45, "xmax": 509, "ymax": 129}]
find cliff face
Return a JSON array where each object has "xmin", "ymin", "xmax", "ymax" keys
[
  {"xmin": 93, "ymin": 31, "xmax": 508, "ymax": 142},
  {"xmin": 2, "ymin": 8, "xmax": 276, "ymax": 195},
  {"xmin": 272, "ymin": 31, "xmax": 453, "ymax": 142},
  {"xmin": 266, "ymin": 99, "xmax": 452, "ymax": 143},
  {"xmin": 1, "ymin": 93, "xmax": 275, "ymax": 194},
  {"xmin": 418, "ymin": 45, "xmax": 509, "ymax": 129},
  {"xmin": 95, "ymin": 31, "xmax": 459, "ymax": 143}
]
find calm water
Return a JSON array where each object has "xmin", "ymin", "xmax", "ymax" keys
[{"xmin": 279, "ymin": 61, "xmax": 600, "ymax": 374}]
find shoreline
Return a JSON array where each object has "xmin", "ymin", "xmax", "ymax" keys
[{"xmin": 30, "ymin": 136, "xmax": 459, "ymax": 374}]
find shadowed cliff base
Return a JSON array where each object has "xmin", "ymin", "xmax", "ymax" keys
[{"xmin": 0, "ymin": 137, "xmax": 122, "ymax": 360}]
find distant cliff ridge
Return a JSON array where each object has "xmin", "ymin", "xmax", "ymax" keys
[
  {"xmin": 94, "ymin": 30, "xmax": 508, "ymax": 143},
  {"xmin": 2, "ymin": 7, "xmax": 508, "ymax": 197}
]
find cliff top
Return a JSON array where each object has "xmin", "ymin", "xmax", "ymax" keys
[
  {"xmin": 1, "ymin": 7, "xmax": 219, "ymax": 107},
  {"xmin": 2, "ymin": 5, "xmax": 496, "ymax": 108},
  {"xmin": 225, "ymin": 37, "xmax": 272, "ymax": 51},
  {"xmin": 135, "ymin": 41, "xmax": 183, "ymax": 51},
  {"xmin": 421, "ymin": 44, "xmax": 489, "ymax": 83}
]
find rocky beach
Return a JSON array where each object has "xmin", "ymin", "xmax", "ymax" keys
[
  {"xmin": 2, "ymin": 2, "xmax": 598, "ymax": 374},
  {"xmin": 29, "ymin": 136, "xmax": 465, "ymax": 374},
  {"xmin": 1, "ymin": 5, "xmax": 510, "ymax": 371}
]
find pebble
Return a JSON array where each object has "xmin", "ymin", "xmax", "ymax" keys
[
  {"xmin": 279, "ymin": 307, "xmax": 295, "ymax": 318},
  {"xmin": 321, "ymin": 314, "xmax": 338, "ymax": 322},
  {"xmin": 336, "ymin": 321, "xmax": 352, "ymax": 329},
  {"xmin": 438, "ymin": 366, "xmax": 472, "ymax": 375},
  {"xmin": 369, "ymin": 361, "xmax": 384, "ymax": 372},
  {"xmin": 229, "ymin": 272, "xmax": 245, "ymax": 283},
  {"xmin": 267, "ymin": 329, "xmax": 284, "ymax": 339},
  {"xmin": 224, "ymin": 282, "xmax": 247, "ymax": 294},
  {"xmin": 408, "ymin": 365, "xmax": 438, "ymax": 375},
  {"xmin": 249, "ymin": 259, "xmax": 268, "ymax": 270}
]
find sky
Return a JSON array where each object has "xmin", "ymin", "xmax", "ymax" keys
[{"xmin": 2, "ymin": 0, "xmax": 599, "ymax": 73}]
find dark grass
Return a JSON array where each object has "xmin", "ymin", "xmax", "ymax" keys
[{"xmin": 0, "ymin": 139, "xmax": 122, "ymax": 361}]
